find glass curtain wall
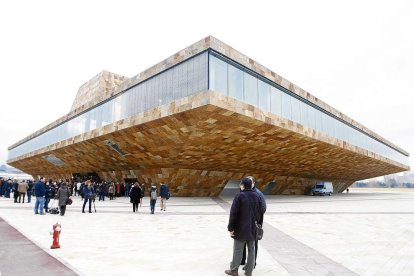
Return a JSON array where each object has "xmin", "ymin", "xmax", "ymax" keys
[
  {"xmin": 209, "ymin": 52, "xmax": 408, "ymax": 166},
  {"xmin": 9, "ymin": 52, "xmax": 208, "ymax": 159}
]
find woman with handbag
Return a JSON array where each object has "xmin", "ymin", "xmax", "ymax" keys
[{"xmin": 56, "ymin": 182, "xmax": 71, "ymax": 216}]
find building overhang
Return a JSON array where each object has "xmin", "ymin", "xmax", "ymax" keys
[{"xmin": 7, "ymin": 91, "xmax": 408, "ymax": 181}]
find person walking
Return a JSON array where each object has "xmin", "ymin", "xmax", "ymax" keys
[
  {"xmin": 149, "ymin": 184, "xmax": 157, "ymax": 214},
  {"xmin": 240, "ymin": 176, "xmax": 267, "ymax": 269},
  {"xmin": 18, "ymin": 180, "xmax": 29, "ymax": 203},
  {"xmin": 225, "ymin": 177, "xmax": 263, "ymax": 276},
  {"xmin": 82, "ymin": 180, "xmax": 95, "ymax": 213},
  {"xmin": 56, "ymin": 182, "xmax": 70, "ymax": 216},
  {"xmin": 160, "ymin": 182, "xmax": 169, "ymax": 211},
  {"xmin": 34, "ymin": 177, "xmax": 46, "ymax": 215},
  {"xmin": 129, "ymin": 182, "xmax": 142, "ymax": 213},
  {"xmin": 140, "ymin": 183, "xmax": 145, "ymax": 207}
]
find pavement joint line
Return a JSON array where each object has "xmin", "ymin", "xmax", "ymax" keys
[
  {"xmin": 5, "ymin": 205, "xmax": 414, "ymax": 215},
  {"xmin": 212, "ymin": 197, "xmax": 360, "ymax": 276}
]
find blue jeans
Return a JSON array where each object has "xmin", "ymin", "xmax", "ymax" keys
[
  {"xmin": 150, "ymin": 199, "xmax": 157, "ymax": 214},
  {"xmin": 27, "ymin": 191, "xmax": 32, "ymax": 203},
  {"xmin": 34, "ymin": 197, "xmax": 45, "ymax": 214},
  {"xmin": 83, "ymin": 197, "xmax": 92, "ymax": 212},
  {"xmin": 44, "ymin": 197, "xmax": 51, "ymax": 212}
]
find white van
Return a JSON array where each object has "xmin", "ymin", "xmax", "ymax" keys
[{"xmin": 312, "ymin": 182, "xmax": 333, "ymax": 196}]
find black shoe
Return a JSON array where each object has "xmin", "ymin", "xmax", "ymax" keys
[
  {"xmin": 89, "ymin": 211, "xmax": 92, "ymax": 213},
  {"xmin": 224, "ymin": 270, "xmax": 238, "ymax": 276},
  {"xmin": 82, "ymin": 210, "xmax": 85, "ymax": 213}
]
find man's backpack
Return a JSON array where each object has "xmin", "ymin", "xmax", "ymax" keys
[{"xmin": 150, "ymin": 190, "xmax": 157, "ymax": 200}]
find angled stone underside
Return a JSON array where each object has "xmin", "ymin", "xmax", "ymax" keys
[{"xmin": 8, "ymin": 92, "xmax": 405, "ymax": 196}]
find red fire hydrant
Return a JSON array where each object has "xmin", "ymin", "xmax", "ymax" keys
[{"xmin": 50, "ymin": 222, "xmax": 61, "ymax": 249}]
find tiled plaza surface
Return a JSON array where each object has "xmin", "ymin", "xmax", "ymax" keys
[{"xmin": 1, "ymin": 188, "xmax": 414, "ymax": 275}]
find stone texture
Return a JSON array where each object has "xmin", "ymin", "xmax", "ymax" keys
[
  {"xmin": 70, "ymin": 70, "xmax": 128, "ymax": 112},
  {"xmin": 9, "ymin": 36, "xmax": 409, "ymax": 156},
  {"xmin": 8, "ymin": 91, "xmax": 407, "ymax": 196}
]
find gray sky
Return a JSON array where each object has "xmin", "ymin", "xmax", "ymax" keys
[{"xmin": 0, "ymin": 0, "xmax": 413, "ymax": 171}]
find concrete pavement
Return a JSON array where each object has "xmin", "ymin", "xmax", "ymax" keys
[{"xmin": 1, "ymin": 189, "xmax": 414, "ymax": 275}]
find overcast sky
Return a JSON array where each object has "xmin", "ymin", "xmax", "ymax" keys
[{"xmin": 0, "ymin": 0, "xmax": 413, "ymax": 172}]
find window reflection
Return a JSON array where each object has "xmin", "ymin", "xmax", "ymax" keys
[
  {"xmin": 228, "ymin": 64, "xmax": 243, "ymax": 101},
  {"xmin": 244, "ymin": 73, "xmax": 258, "ymax": 106},
  {"xmin": 258, "ymin": 80, "xmax": 270, "ymax": 112},
  {"xmin": 8, "ymin": 51, "xmax": 408, "ymax": 167},
  {"xmin": 207, "ymin": 52, "xmax": 408, "ymax": 165},
  {"xmin": 9, "ymin": 52, "xmax": 208, "ymax": 160}
]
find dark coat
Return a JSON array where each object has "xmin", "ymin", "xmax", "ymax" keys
[
  {"xmin": 56, "ymin": 184, "xmax": 70, "ymax": 207},
  {"xmin": 45, "ymin": 184, "xmax": 53, "ymax": 199},
  {"xmin": 253, "ymin": 187, "xmax": 267, "ymax": 213},
  {"xmin": 160, "ymin": 184, "xmax": 169, "ymax": 198},
  {"xmin": 228, "ymin": 189, "xmax": 263, "ymax": 241},
  {"xmin": 34, "ymin": 181, "xmax": 46, "ymax": 197},
  {"xmin": 130, "ymin": 186, "xmax": 142, "ymax": 203},
  {"xmin": 27, "ymin": 181, "xmax": 34, "ymax": 194}
]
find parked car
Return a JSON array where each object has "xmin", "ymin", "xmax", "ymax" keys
[{"xmin": 312, "ymin": 182, "xmax": 333, "ymax": 196}]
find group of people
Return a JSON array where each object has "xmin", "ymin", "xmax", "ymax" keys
[
  {"xmin": 0, "ymin": 177, "xmax": 34, "ymax": 203},
  {"xmin": 32, "ymin": 177, "xmax": 71, "ymax": 216},
  {"xmin": 74, "ymin": 181, "xmax": 137, "ymax": 201},
  {"xmin": 1, "ymin": 176, "xmax": 171, "ymax": 216},
  {"xmin": 3, "ymin": 174, "xmax": 265, "ymax": 275},
  {"xmin": 73, "ymin": 180, "xmax": 170, "ymax": 214}
]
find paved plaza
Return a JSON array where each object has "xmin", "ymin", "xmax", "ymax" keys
[{"xmin": 1, "ymin": 189, "xmax": 414, "ymax": 275}]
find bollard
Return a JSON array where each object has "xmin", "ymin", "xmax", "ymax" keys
[{"xmin": 50, "ymin": 222, "xmax": 61, "ymax": 249}]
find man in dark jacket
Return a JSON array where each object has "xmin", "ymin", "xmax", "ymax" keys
[
  {"xmin": 4, "ymin": 180, "xmax": 11, "ymax": 198},
  {"xmin": 13, "ymin": 180, "xmax": 19, "ymax": 203},
  {"xmin": 44, "ymin": 181, "xmax": 53, "ymax": 213},
  {"xmin": 159, "ymin": 182, "xmax": 169, "ymax": 211},
  {"xmin": 27, "ymin": 180, "xmax": 34, "ymax": 203},
  {"xmin": 34, "ymin": 177, "xmax": 46, "ymax": 215},
  {"xmin": 225, "ymin": 177, "xmax": 263, "ymax": 276},
  {"xmin": 240, "ymin": 176, "xmax": 267, "ymax": 269}
]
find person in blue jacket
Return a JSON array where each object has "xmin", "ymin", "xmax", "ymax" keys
[
  {"xmin": 34, "ymin": 177, "xmax": 46, "ymax": 215},
  {"xmin": 4, "ymin": 180, "xmax": 11, "ymax": 198},
  {"xmin": 159, "ymin": 182, "xmax": 169, "ymax": 211},
  {"xmin": 82, "ymin": 180, "xmax": 95, "ymax": 213}
]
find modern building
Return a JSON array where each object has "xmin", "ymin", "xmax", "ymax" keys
[{"xmin": 7, "ymin": 36, "xmax": 410, "ymax": 196}]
